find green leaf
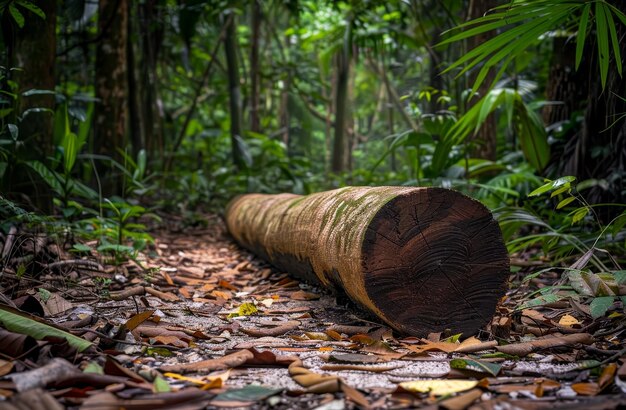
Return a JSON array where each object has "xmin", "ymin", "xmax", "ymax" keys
[
  {"xmin": 7, "ymin": 124, "xmax": 18, "ymax": 141},
  {"xmin": 15, "ymin": 0, "xmax": 46, "ymax": 19},
  {"xmin": 614, "ymin": 270, "xmax": 626, "ymax": 285},
  {"xmin": 25, "ymin": 161, "xmax": 64, "ymax": 195},
  {"xmin": 153, "ymin": 376, "xmax": 171, "ymax": 393},
  {"xmin": 83, "ymin": 362, "xmax": 104, "ymax": 374},
  {"xmin": 8, "ymin": 4, "xmax": 25, "ymax": 28},
  {"xmin": 529, "ymin": 176, "xmax": 576, "ymax": 197},
  {"xmin": 569, "ymin": 271, "xmax": 617, "ymax": 297},
  {"xmin": 450, "ymin": 358, "xmax": 501, "ymax": 377},
  {"xmin": 0, "ymin": 305, "xmax": 92, "ymax": 352},
  {"xmin": 595, "ymin": 2, "xmax": 610, "ymax": 89},
  {"xmin": 572, "ymin": 207, "xmax": 589, "ymax": 224},
  {"xmin": 72, "ymin": 243, "xmax": 92, "ymax": 253},
  {"xmin": 556, "ymin": 196, "xmax": 576, "ymax": 209},
  {"xmin": 516, "ymin": 101, "xmax": 549, "ymax": 171},
  {"xmin": 590, "ymin": 296, "xmax": 614, "ymax": 319},
  {"xmin": 605, "ymin": 6, "xmax": 622, "ymax": 76},
  {"xmin": 54, "ymin": 103, "xmax": 70, "ymax": 146},
  {"xmin": 576, "ymin": 3, "xmax": 591, "ymax": 70},
  {"xmin": 551, "ymin": 185, "xmax": 572, "ymax": 197},
  {"xmin": 213, "ymin": 385, "xmax": 283, "ymax": 402},
  {"xmin": 62, "ymin": 132, "xmax": 78, "ymax": 173}
]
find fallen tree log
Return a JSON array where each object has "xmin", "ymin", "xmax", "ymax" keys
[{"xmin": 225, "ymin": 186, "xmax": 509, "ymax": 336}]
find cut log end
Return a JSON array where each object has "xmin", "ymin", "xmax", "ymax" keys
[
  {"xmin": 361, "ymin": 188, "xmax": 509, "ymax": 336},
  {"xmin": 226, "ymin": 186, "xmax": 509, "ymax": 337}
]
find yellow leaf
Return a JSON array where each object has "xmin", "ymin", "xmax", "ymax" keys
[
  {"xmin": 227, "ymin": 302, "xmax": 258, "ymax": 318},
  {"xmin": 558, "ymin": 314, "xmax": 580, "ymax": 327},
  {"xmin": 399, "ymin": 379, "xmax": 478, "ymax": 396}
]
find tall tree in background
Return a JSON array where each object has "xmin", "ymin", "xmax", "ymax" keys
[
  {"xmin": 224, "ymin": 12, "xmax": 245, "ymax": 168},
  {"xmin": 3, "ymin": 0, "xmax": 56, "ymax": 211},
  {"xmin": 466, "ymin": 0, "xmax": 498, "ymax": 161},
  {"xmin": 14, "ymin": 1, "xmax": 55, "ymax": 159},
  {"xmin": 331, "ymin": 17, "xmax": 352, "ymax": 173},
  {"xmin": 95, "ymin": 0, "xmax": 129, "ymax": 192},
  {"xmin": 249, "ymin": 0, "xmax": 262, "ymax": 133}
]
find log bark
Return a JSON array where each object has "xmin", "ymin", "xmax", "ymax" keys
[{"xmin": 226, "ymin": 186, "xmax": 509, "ymax": 337}]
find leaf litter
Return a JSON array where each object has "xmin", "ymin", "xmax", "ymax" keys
[{"xmin": 0, "ymin": 214, "xmax": 625, "ymax": 409}]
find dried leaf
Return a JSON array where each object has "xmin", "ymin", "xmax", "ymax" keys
[
  {"xmin": 219, "ymin": 279, "xmax": 238, "ymax": 291},
  {"xmin": 0, "ymin": 360, "xmax": 14, "ymax": 377},
  {"xmin": 496, "ymin": 333, "xmax": 593, "ymax": 357},
  {"xmin": 321, "ymin": 364, "xmax": 398, "ymax": 372},
  {"xmin": 399, "ymin": 380, "xmax": 478, "ymax": 396},
  {"xmin": 439, "ymin": 388, "xmax": 482, "ymax": 410},
  {"xmin": 558, "ymin": 314, "xmax": 580, "ymax": 327},
  {"xmin": 154, "ymin": 335, "xmax": 188, "ymax": 348},
  {"xmin": 240, "ymin": 320, "xmax": 300, "ymax": 337},
  {"xmin": 328, "ymin": 353, "xmax": 382, "ymax": 364},
  {"xmin": 160, "ymin": 349, "xmax": 254, "ymax": 373},
  {"xmin": 290, "ymin": 290, "xmax": 320, "ymax": 300},
  {"xmin": 125, "ymin": 310, "xmax": 154, "ymax": 331}
]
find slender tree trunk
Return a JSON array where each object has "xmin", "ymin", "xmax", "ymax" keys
[
  {"xmin": 467, "ymin": 0, "xmax": 498, "ymax": 161},
  {"xmin": 10, "ymin": 0, "xmax": 56, "ymax": 212},
  {"xmin": 249, "ymin": 0, "xmax": 262, "ymax": 133},
  {"xmin": 577, "ymin": 12, "xmax": 626, "ymax": 216},
  {"xmin": 95, "ymin": 0, "xmax": 129, "ymax": 193},
  {"xmin": 140, "ymin": 0, "xmax": 165, "ymax": 160},
  {"xmin": 543, "ymin": 37, "xmax": 587, "ymax": 126},
  {"xmin": 127, "ymin": 0, "xmax": 144, "ymax": 156},
  {"xmin": 224, "ymin": 14, "xmax": 245, "ymax": 168},
  {"xmin": 332, "ymin": 40, "xmax": 350, "ymax": 173}
]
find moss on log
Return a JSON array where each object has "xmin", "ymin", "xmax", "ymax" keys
[{"xmin": 225, "ymin": 186, "xmax": 509, "ymax": 336}]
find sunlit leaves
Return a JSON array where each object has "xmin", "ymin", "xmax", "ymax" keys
[
  {"xmin": 529, "ymin": 176, "xmax": 576, "ymax": 197},
  {"xmin": 432, "ymin": 88, "xmax": 549, "ymax": 174},
  {"xmin": 439, "ymin": 1, "xmax": 626, "ymax": 92}
]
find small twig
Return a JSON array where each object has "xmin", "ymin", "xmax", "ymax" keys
[
  {"xmin": 47, "ymin": 259, "xmax": 105, "ymax": 272},
  {"xmin": 71, "ymin": 328, "xmax": 183, "ymax": 350},
  {"xmin": 1, "ymin": 225, "xmax": 17, "ymax": 260},
  {"xmin": 109, "ymin": 285, "xmax": 146, "ymax": 301}
]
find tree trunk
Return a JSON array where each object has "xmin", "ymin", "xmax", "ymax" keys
[
  {"xmin": 226, "ymin": 186, "xmax": 509, "ymax": 336},
  {"xmin": 127, "ymin": 0, "xmax": 144, "ymax": 156},
  {"xmin": 139, "ymin": 0, "xmax": 165, "ymax": 160},
  {"xmin": 543, "ymin": 37, "xmax": 587, "ymax": 126},
  {"xmin": 331, "ymin": 22, "xmax": 352, "ymax": 173},
  {"xmin": 466, "ymin": 0, "xmax": 498, "ymax": 161},
  {"xmin": 249, "ymin": 0, "xmax": 261, "ymax": 133},
  {"xmin": 10, "ymin": 0, "xmax": 56, "ymax": 212},
  {"xmin": 224, "ymin": 14, "xmax": 245, "ymax": 168},
  {"xmin": 95, "ymin": 0, "xmax": 129, "ymax": 194}
]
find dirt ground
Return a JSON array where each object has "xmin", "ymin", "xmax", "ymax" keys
[{"xmin": 0, "ymin": 214, "xmax": 625, "ymax": 409}]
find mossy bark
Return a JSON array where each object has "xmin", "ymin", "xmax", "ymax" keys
[{"xmin": 226, "ymin": 186, "xmax": 509, "ymax": 336}]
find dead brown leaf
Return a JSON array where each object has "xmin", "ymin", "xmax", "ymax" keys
[
  {"xmin": 240, "ymin": 320, "xmax": 300, "ymax": 337},
  {"xmin": 290, "ymin": 290, "xmax": 321, "ymax": 300},
  {"xmin": 496, "ymin": 333, "xmax": 594, "ymax": 357},
  {"xmin": 160, "ymin": 349, "xmax": 254, "ymax": 373},
  {"xmin": 124, "ymin": 310, "xmax": 154, "ymax": 331}
]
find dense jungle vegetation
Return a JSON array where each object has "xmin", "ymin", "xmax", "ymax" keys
[{"xmin": 0, "ymin": 0, "xmax": 625, "ymax": 309}]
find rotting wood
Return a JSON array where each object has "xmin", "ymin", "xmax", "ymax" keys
[{"xmin": 226, "ymin": 186, "xmax": 509, "ymax": 337}]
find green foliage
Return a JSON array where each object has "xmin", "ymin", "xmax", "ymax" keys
[
  {"xmin": 440, "ymin": 0, "xmax": 626, "ymax": 92},
  {"xmin": 0, "ymin": 0, "xmax": 45, "ymax": 28}
]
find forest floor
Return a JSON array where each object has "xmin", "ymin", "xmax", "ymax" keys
[{"xmin": 0, "ymin": 214, "xmax": 625, "ymax": 409}]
